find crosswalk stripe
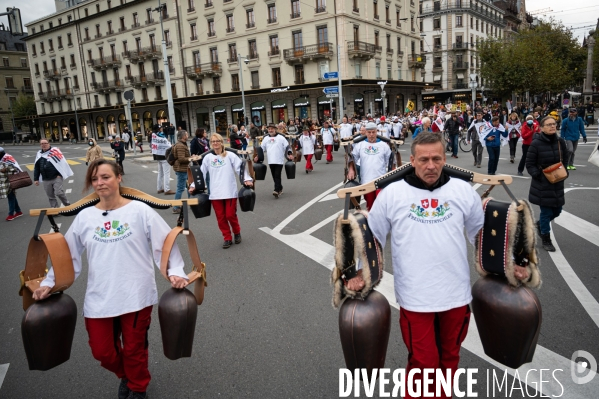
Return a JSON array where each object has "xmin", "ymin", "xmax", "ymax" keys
[
  {"xmin": 25, "ymin": 164, "xmax": 34, "ymax": 171},
  {"xmin": 555, "ymin": 211, "xmax": 599, "ymax": 247},
  {"xmin": 78, "ymin": 158, "xmax": 87, "ymax": 161},
  {"xmin": 66, "ymin": 159, "xmax": 81, "ymax": 165},
  {"xmin": 65, "ymin": 189, "xmax": 72, "ymax": 194},
  {"xmin": 0, "ymin": 364, "xmax": 8, "ymax": 391},
  {"xmin": 68, "ymin": 180, "xmax": 73, "ymax": 183}
]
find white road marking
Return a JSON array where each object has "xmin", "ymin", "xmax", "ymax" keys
[
  {"xmin": 472, "ymin": 183, "xmax": 482, "ymax": 191},
  {"xmin": 142, "ymin": 165, "xmax": 148, "ymax": 168},
  {"xmin": 555, "ymin": 211, "xmax": 599, "ymax": 247},
  {"xmin": 65, "ymin": 189, "xmax": 72, "ymax": 194},
  {"xmin": 573, "ymin": 164, "xmax": 587, "ymax": 167},
  {"xmin": 68, "ymin": 180, "xmax": 73, "ymax": 183},
  {"xmin": 49, "ymin": 223, "xmax": 62, "ymax": 234},
  {"xmin": 319, "ymin": 193, "xmax": 341, "ymax": 202},
  {"xmin": 0, "ymin": 363, "xmax": 9, "ymax": 390},
  {"xmin": 152, "ymin": 171, "xmax": 158, "ymax": 173},
  {"xmin": 260, "ymin": 184, "xmax": 599, "ymax": 398}
]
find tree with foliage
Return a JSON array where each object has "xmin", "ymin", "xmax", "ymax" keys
[
  {"xmin": 11, "ymin": 94, "xmax": 38, "ymax": 138},
  {"xmin": 478, "ymin": 18, "xmax": 587, "ymax": 97}
]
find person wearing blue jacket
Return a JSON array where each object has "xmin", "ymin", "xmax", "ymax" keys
[
  {"xmin": 483, "ymin": 116, "xmax": 508, "ymax": 175},
  {"xmin": 560, "ymin": 108, "xmax": 587, "ymax": 170}
]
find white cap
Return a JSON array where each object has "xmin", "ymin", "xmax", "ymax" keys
[{"xmin": 366, "ymin": 122, "xmax": 377, "ymax": 130}]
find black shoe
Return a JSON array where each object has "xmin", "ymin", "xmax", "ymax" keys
[
  {"xmin": 234, "ymin": 234, "xmax": 242, "ymax": 244},
  {"xmin": 273, "ymin": 190, "xmax": 279, "ymax": 199},
  {"xmin": 222, "ymin": 240, "xmax": 232, "ymax": 249},
  {"xmin": 541, "ymin": 233, "xmax": 556, "ymax": 252},
  {"xmin": 119, "ymin": 379, "xmax": 131, "ymax": 399},
  {"xmin": 517, "ymin": 171, "xmax": 523, "ymax": 176},
  {"xmin": 127, "ymin": 391, "xmax": 148, "ymax": 399}
]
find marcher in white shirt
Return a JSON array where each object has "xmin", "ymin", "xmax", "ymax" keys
[
  {"xmin": 338, "ymin": 116, "xmax": 355, "ymax": 139},
  {"xmin": 34, "ymin": 159, "xmax": 188, "ymax": 399},
  {"xmin": 347, "ymin": 122, "xmax": 391, "ymax": 210},
  {"xmin": 361, "ymin": 132, "xmax": 530, "ymax": 397},
  {"xmin": 320, "ymin": 120, "xmax": 337, "ymax": 163},
  {"xmin": 377, "ymin": 116, "xmax": 392, "ymax": 138},
  {"xmin": 298, "ymin": 125, "xmax": 317, "ymax": 173},
  {"xmin": 197, "ymin": 133, "xmax": 253, "ymax": 248},
  {"xmin": 151, "ymin": 125, "xmax": 175, "ymax": 195},
  {"xmin": 391, "ymin": 116, "xmax": 403, "ymax": 139},
  {"xmin": 254, "ymin": 123, "xmax": 293, "ymax": 198}
]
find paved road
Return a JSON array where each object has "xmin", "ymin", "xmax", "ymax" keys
[{"xmin": 0, "ymin": 139, "xmax": 598, "ymax": 398}]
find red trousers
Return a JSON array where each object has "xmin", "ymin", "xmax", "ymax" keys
[
  {"xmin": 212, "ymin": 198, "xmax": 240, "ymax": 241},
  {"xmin": 364, "ymin": 189, "xmax": 381, "ymax": 211},
  {"xmin": 325, "ymin": 144, "xmax": 333, "ymax": 162},
  {"xmin": 85, "ymin": 306, "xmax": 153, "ymax": 393},
  {"xmin": 304, "ymin": 154, "xmax": 313, "ymax": 171},
  {"xmin": 399, "ymin": 305, "xmax": 471, "ymax": 399}
]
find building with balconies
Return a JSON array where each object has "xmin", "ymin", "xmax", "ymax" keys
[
  {"xmin": 0, "ymin": 27, "xmax": 32, "ymax": 137},
  {"xmin": 419, "ymin": 0, "xmax": 505, "ymax": 107},
  {"xmin": 26, "ymin": 0, "xmax": 428, "ymax": 142}
]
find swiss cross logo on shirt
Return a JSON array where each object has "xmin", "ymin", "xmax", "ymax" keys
[{"xmin": 420, "ymin": 199, "xmax": 439, "ymax": 209}]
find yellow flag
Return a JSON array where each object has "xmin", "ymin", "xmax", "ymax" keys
[{"xmin": 406, "ymin": 100, "xmax": 415, "ymax": 111}]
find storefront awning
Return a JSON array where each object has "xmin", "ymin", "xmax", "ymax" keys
[
  {"xmin": 251, "ymin": 101, "xmax": 265, "ymax": 111},
  {"xmin": 433, "ymin": 75, "xmax": 442, "ymax": 81},
  {"xmin": 456, "ymin": 73, "xmax": 464, "ymax": 79},
  {"xmin": 271, "ymin": 99, "xmax": 287, "ymax": 109},
  {"xmin": 213, "ymin": 106, "xmax": 226, "ymax": 114},
  {"xmin": 231, "ymin": 103, "xmax": 244, "ymax": 112}
]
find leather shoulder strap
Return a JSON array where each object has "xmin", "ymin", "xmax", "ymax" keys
[
  {"xmin": 20, "ymin": 233, "xmax": 74, "ymax": 310},
  {"xmin": 160, "ymin": 227, "xmax": 207, "ymax": 305}
]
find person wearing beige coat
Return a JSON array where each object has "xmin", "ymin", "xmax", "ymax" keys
[{"xmin": 86, "ymin": 138, "xmax": 104, "ymax": 165}]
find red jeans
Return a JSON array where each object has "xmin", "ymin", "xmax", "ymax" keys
[
  {"xmin": 325, "ymin": 144, "xmax": 333, "ymax": 162},
  {"xmin": 364, "ymin": 189, "xmax": 381, "ymax": 211},
  {"xmin": 212, "ymin": 198, "xmax": 240, "ymax": 241},
  {"xmin": 399, "ymin": 305, "xmax": 471, "ymax": 399},
  {"xmin": 85, "ymin": 306, "xmax": 153, "ymax": 393},
  {"xmin": 304, "ymin": 154, "xmax": 313, "ymax": 171}
]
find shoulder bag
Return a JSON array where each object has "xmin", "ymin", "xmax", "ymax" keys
[
  {"xmin": 542, "ymin": 140, "xmax": 568, "ymax": 183},
  {"xmin": 9, "ymin": 170, "xmax": 33, "ymax": 190}
]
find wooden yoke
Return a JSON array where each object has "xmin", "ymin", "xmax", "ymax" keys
[
  {"xmin": 20, "ymin": 234, "xmax": 74, "ymax": 310},
  {"xmin": 160, "ymin": 227, "xmax": 207, "ymax": 305},
  {"xmin": 29, "ymin": 187, "xmax": 199, "ymax": 216}
]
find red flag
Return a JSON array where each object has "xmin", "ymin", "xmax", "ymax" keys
[
  {"xmin": 431, "ymin": 199, "xmax": 439, "ymax": 208},
  {"xmin": 421, "ymin": 199, "xmax": 430, "ymax": 208},
  {"xmin": 104, "ymin": 222, "xmax": 111, "ymax": 230}
]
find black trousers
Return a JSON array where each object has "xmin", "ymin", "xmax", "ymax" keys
[
  {"xmin": 517, "ymin": 144, "xmax": 530, "ymax": 173},
  {"xmin": 509, "ymin": 137, "xmax": 519, "ymax": 158},
  {"xmin": 270, "ymin": 164, "xmax": 283, "ymax": 192}
]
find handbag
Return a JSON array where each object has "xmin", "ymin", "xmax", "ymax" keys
[
  {"xmin": 588, "ymin": 140, "xmax": 599, "ymax": 168},
  {"xmin": 542, "ymin": 141, "xmax": 568, "ymax": 183},
  {"xmin": 8, "ymin": 170, "xmax": 33, "ymax": 190}
]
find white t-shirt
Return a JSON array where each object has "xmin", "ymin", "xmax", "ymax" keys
[
  {"xmin": 299, "ymin": 134, "xmax": 316, "ymax": 155},
  {"xmin": 377, "ymin": 123, "xmax": 392, "ymax": 138},
  {"xmin": 200, "ymin": 152, "xmax": 252, "ymax": 200},
  {"xmin": 368, "ymin": 178, "xmax": 484, "ymax": 312},
  {"xmin": 391, "ymin": 122, "xmax": 403, "ymax": 138},
  {"xmin": 351, "ymin": 140, "xmax": 391, "ymax": 183},
  {"xmin": 339, "ymin": 123, "xmax": 354, "ymax": 139},
  {"xmin": 321, "ymin": 127, "xmax": 336, "ymax": 145},
  {"xmin": 261, "ymin": 134, "xmax": 289, "ymax": 165},
  {"xmin": 122, "ymin": 132, "xmax": 130, "ymax": 143},
  {"xmin": 41, "ymin": 201, "xmax": 188, "ymax": 318}
]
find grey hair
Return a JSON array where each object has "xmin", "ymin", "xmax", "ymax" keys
[
  {"xmin": 421, "ymin": 117, "xmax": 431, "ymax": 125},
  {"xmin": 411, "ymin": 132, "xmax": 444, "ymax": 156},
  {"xmin": 177, "ymin": 130, "xmax": 188, "ymax": 140}
]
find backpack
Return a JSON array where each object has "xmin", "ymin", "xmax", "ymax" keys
[{"xmin": 165, "ymin": 146, "xmax": 176, "ymax": 166}]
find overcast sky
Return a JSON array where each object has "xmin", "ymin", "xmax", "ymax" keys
[{"xmin": 0, "ymin": 0, "xmax": 596, "ymax": 42}]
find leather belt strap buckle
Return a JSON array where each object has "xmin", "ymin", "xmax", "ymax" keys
[{"xmin": 160, "ymin": 227, "xmax": 207, "ymax": 305}]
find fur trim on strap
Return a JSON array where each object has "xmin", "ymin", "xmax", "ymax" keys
[
  {"xmin": 474, "ymin": 197, "xmax": 541, "ymax": 289},
  {"xmin": 331, "ymin": 210, "xmax": 384, "ymax": 308}
]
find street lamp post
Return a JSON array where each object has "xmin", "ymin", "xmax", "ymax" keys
[
  {"xmin": 8, "ymin": 100, "xmax": 17, "ymax": 145},
  {"xmin": 65, "ymin": 76, "xmax": 81, "ymax": 142},
  {"xmin": 378, "ymin": 81, "xmax": 387, "ymax": 116},
  {"xmin": 469, "ymin": 73, "xmax": 478, "ymax": 112},
  {"xmin": 153, "ymin": 0, "xmax": 176, "ymax": 129},
  {"xmin": 237, "ymin": 54, "xmax": 249, "ymax": 125}
]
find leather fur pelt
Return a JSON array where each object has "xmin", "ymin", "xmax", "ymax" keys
[
  {"xmin": 475, "ymin": 197, "xmax": 541, "ymax": 288},
  {"xmin": 331, "ymin": 210, "xmax": 384, "ymax": 308}
]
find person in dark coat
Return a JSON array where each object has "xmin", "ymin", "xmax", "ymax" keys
[
  {"xmin": 110, "ymin": 136, "xmax": 126, "ymax": 174},
  {"xmin": 526, "ymin": 116, "xmax": 569, "ymax": 252},
  {"xmin": 189, "ymin": 128, "xmax": 209, "ymax": 158}
]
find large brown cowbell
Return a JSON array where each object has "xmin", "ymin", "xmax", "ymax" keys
[
  {"xmin": 471, "ymin": 276, "xmax": 542, "ymax": 369},
  {"xmin": 21, "ymin": 293, "xmax": 77, "ymax": 371},
  {"xmin": 338, "ymin": 291, "xmax": 391, "ymax": 372},
  {"xmin": 158, "ymin": 288, "xmax": 198, "ymax": 360}
]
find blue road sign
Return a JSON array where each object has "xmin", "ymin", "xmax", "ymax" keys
[
  {"xmin": 323, "ymin": 86, "xmax": 339, "ymax": 94},
  {"xmin": 323, "ymin": 71, "xmax": 339, "ymax": 79}
]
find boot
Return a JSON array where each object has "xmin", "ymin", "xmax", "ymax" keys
[{"xmin": 540, "ymin": 234, "xmax": 556, "ymax": 252}]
